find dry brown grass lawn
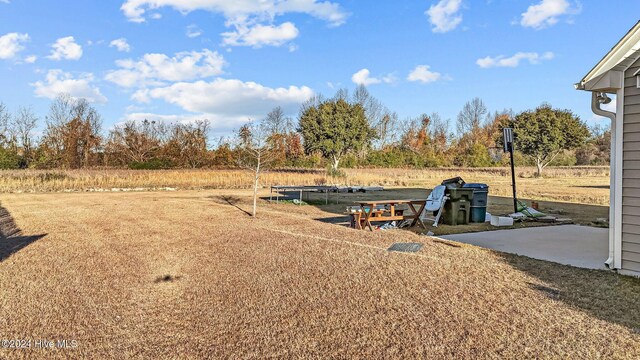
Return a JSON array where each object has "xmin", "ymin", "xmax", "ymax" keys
[{"xmin": 0, "ymin": 189, "xmax": 638, "ymax": 359}]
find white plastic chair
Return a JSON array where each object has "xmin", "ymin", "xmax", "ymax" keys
[{"xmin": 422, "ymin": 185, "xmax": 448, "ymax": 227}]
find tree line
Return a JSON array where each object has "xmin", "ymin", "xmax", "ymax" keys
[
  {"xmin": 0, "ymin": 88, "xmax": 610, "ymax": 176},
  {"xmin": 234, "ymin": 87, "xmax": 608, "ymax": 177},
  {"xmin": 0, "ymin": 94, "xmax": 210, "ymax": 170}
]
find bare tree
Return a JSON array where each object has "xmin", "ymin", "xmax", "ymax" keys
[
  {"xmin": 262, "ymin": 106, "xmax": 296, "ymax": 167},
  {"xmin": 398, "ymin": 112, "xmax": 451, "ymax": 155},
  {"xmin": 69, "ymin": 99, "xmax": 103, "ymax": 168},
  {"xmin": 263, "ymin": 106, "xmax": 293, "ymax": 136},
  {"xmin": 47, "ymin": 93, "xmax": 75, "ymax": 125},
  {"xmin": 456, "ymin": 97, "xmax": 488, "ymax": 139},
  {"xmin": 165, "ymin": 120, "xmax": 210, "ymax": 168},
  {"xmin": 40, "ymin": 95, "xmax": 103, "ymax": 168},
  {"xmin": 0, "ymin": 102, "xmax": 10, "ymax": 147},
  {"xmin": 41, "ymin": 94, "xmax": 75, "ymax": 162},
  {"xmin": 10, "ymin": 106, "xmax": 38, "ymax": 166},
  {"xmin": 352, "ymin": 85, "xmax": 398, "ymax": 149},
  {"xmin": 333, "ymin": 88, "xmax": 350, "ymax": 101},
  {"xmin": 235, "ymin": 121, "xmax": 274, "ymax": 217},
  {"xmin": 105, "ymin": 120, "xmax": 167, "ymax": 165},
  {"xmin": 377, "ymin": 111, "xmax": 399, "ymax": 149},
  {"xmin": 426, "ymin": 112, "xmax": 451, "ymax": 153},
  {"xmin": 298, "ymin": 94, "xmax": 325, "ymax": 120}
]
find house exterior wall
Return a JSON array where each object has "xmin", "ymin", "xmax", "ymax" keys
[{"xmin": 621, "ymin": 55, "xmax": 640, "ymax": 275}]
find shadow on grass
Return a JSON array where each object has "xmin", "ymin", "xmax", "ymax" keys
[
  {"xmin": 314, "ymin": 216, "xmax": 349, "ymax": 225},
  {"xmin": 0, "ymin": 203, "xmax": 47, "ymax": 262},
  {"xmin": 498, "ymin": 252, "xmax": 640, "ymax": 331},
  {"xmin": 212, "ymin": 195, "xmax": 252, "ymax": 217}
]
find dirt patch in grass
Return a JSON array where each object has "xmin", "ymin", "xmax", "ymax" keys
[{"xmin": 0, "ymin": 190, "xmax": 637, "ymax": 359}]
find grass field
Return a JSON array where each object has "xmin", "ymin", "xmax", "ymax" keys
[
  {"xmin": 0, "ymin": 166, "xmax": 610, "ymax": 205},
  {"xmin": 0, "ymin": 189, "xmax": 638, "ymax": 358}
]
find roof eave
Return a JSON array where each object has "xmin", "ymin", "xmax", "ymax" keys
[
  {"xmin": 579, "ymin": 70, "xmax": 623, "ymax": 93},
  {"xmin": 578, "ymin": 21, "xmax": 640, "ymax": 89}
]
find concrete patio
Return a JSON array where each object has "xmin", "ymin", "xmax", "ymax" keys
[{"xmin": 439, "ymin": 225, "xmax": 608, "ymax": 270}]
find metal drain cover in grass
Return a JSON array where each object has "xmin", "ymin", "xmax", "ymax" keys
[{"xmin": 388, "ymin": 242, "xmax": 423, "ymax": 253}]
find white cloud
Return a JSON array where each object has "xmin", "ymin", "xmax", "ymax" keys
[
  {"xmin": 407, "ymin": 65, "xmax": 442, "ymax": 83},
  {"xmin": 0, "ymin": 0, "xmax": 9, "ymax": 4},
  {"xmin": 135, "ymin": 78, "xmax": 314, "ymax": 117},
  {"xmin": 47, "ymin": 36, "xmax": 83, "ymax": 60},
  {"xmin": 109, "ymin": 38, "xmax": 131, "ymax": 52},
  {"xmin": 186, "ymin": 24, "xmax": 203, "ymax": 38},
  {"xmin": 520, "ymin": 0, "xmax": 578, "ymax": 29},
  {"xmin": 352, "ymin": 69, "xmax": 380, "ymax": 86},
  {"xmin": 351, "ymin": 68, "xmax": 396, "ymax": 86},
  {"xmin": 222, "ymin": 22, "xmax": 299, "ymax": 47},
  {"xmin": 382, "ymin": 74, "xmax": 398, "ymax": 84},
  {"xmin": 130, "ymin": 88, "xmax": 151, "ymax": 103},
  {"xmin": 0, "ymin": 32, "xmax": 29, "ymax": 59},
  {"xmin": 105, "ymin": 49, "xmax": 226, "ymax": 88},
  {"xmin": 426, "ymin": 0, "xmax": 463, "ymax": 33},
  {"xmin": 24, "ymin": 55, "xmax": 37, "ymax": 63},
  {"xmin": 120, "ymin": 0, "xmax": 348, "ymax": 26},
  {"xmin": 31, "ymin": 69, "xmax": 107, "ymax": 103},
  {"xmin": 476, "ymin": 51, "xmax": 554, "ymax": 68},
  {"xmin": 121, "ymin": 0, "xmax": 347, "ymax": 48}
]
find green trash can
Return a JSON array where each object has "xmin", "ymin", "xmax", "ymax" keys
[
  {"xmin": 463, "ymin": 183, "xmax": 489, "ymax": 223},
  {"xmin": 442, "ymin": 188, "xmax": 474, "ymax": 226}
]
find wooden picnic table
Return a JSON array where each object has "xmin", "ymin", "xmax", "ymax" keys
[{"xmin": 353, "ymin": 199, "xmax": 428, "ymax": 231}]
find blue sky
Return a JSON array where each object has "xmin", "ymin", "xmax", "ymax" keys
[{"xmin": 0, "ymin": 0, "xmax": 638, "ymax": 139}]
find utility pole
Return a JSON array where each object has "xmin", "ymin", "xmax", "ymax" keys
[{"xmin": 503, "ymin": 128, "xmax": 518, "ymax": 214}]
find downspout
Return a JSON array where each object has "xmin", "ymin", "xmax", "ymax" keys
[{"xmin": 591, "ymin": 91, "xmax": 616, "ymax": 269}]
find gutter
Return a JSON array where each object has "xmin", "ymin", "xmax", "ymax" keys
[
  {"xmin": 592, "ymin": 91, "xmax": 614, "ymax": 118},
  {"xmin": 591, "ymin": 92, "xmax": 617, "ymax": 269}
]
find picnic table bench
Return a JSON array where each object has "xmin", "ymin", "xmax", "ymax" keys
[{"xmin": 348, "ymin": 199, "xmax": 428, "ymax": 231}]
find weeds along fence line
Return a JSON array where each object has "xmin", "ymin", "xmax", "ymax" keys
[{"xmin": 0, "ymin": 167, "xmax": 610, "ymax": 206}]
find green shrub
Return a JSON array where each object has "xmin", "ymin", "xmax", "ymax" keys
[
  {"xmin": 549, "ymin": 150, "xmax": 577, "ymax": 166},
  {"xmin": 326, "ymin": 165, "xmax": 347, "ymax": 178},
  {"xmin": 0, "ymin": 148, "xmax": 21, "ymax": 169},
  {"xmin": 128, "ymin": 158, "xmax": 173, "ymax": 170},
  {"xmin": 340, "ymin": 154, "xmax": 358, "ymax": 168},
  {"xmin": 454, "ymin": 143, "xmax": 493, "ymax": 167},
  {"xmin": 287, "ymin": 153, "xmax": 324, "ymax": 168}
]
